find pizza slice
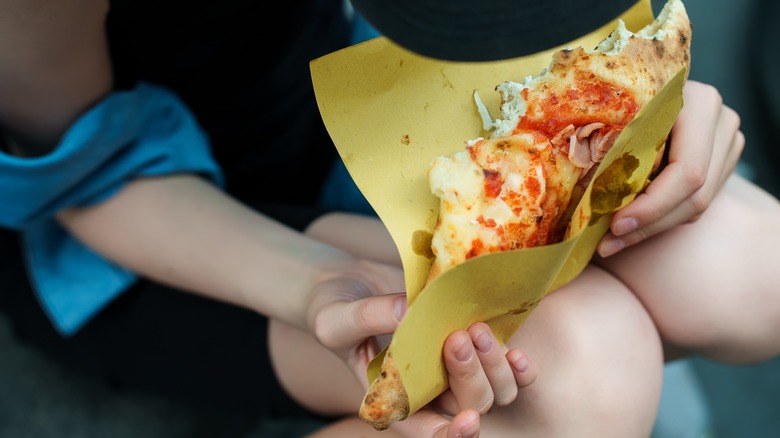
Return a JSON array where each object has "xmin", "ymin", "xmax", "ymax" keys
[{"xmin": 359, "ymin": 0, "xmax": 691, "ymax": 430}]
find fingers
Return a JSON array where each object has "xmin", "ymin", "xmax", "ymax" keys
[
  {"xmin": 391, "ymin": 323, "xmax": 536, "ymax": 438},
  {"xmin": 717, "ymin": 114, "xmax": 745, "ymax": 186},
  {"xmin": 436, "ymin": 323, "xmax": 535, "ymax": 416},
  {"xmin": 506, "ymin": 347, "xmax": 536, "ymax": 389},
  {"xmin": 598, "ymin": 81, "xmax": 744, "ymax": 256},
  {"xmin": 392, "ymin": 408, "xmax": 480, "ymax": 438},
  {"xmin": 312, "ymin": 292, "xmax": 406, "ymax": 352},
  {"xmin": 439, "ymin": 329, "xmax": 494, "ymax": 415},
  {"xmin": 311, "ymin": 292, "xmax": 408, "ymax": 386},
  {"xmin": 468, "ymin": 322, "xmax": 522, "ymax": 406},
  {"xmin": 443, "ymin": 410, "xmax": 481, "ymax": 438}
]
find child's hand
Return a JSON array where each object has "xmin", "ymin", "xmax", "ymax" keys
[
  {"xmin": 598, "ymin": 80, "xmax": 745, "ymax": 256},
  {"xmin": 392, "ymin": 322, "xmax": 537, "ymax": 438}
]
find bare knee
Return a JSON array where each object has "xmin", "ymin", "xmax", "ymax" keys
[
  {"xmin": 599, "ymin": 178, "xmax": 780, "ymax": 364},
  {"xmin": 269, "ymin": 319, "xmax": 363, "ymax": 416},
  {"xmin": 496, "ymin": 266, "xmax": 664, "ymax": 436},
  {"xmin": 664, "ymin": 292, "xmax": 780, "ymax": 364}
]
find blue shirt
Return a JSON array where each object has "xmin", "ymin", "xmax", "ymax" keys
[{"xmin": 0, "ymin": 82, "xmax": 223, "ymax": 336}]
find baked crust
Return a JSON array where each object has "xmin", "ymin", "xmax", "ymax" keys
[
  {"xmin": 358, "ymin": 351, "xmax": 410, "ymax": 431},
  {"xmin": 428, "ymin": 0, "xmax": 691, "ymax": 281},
  {"xmin": 358, "ymin": 0, "xmax": 691, "ymax": 430}
]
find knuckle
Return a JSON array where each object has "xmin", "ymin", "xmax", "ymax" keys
[
  {"xmin": 353, "ymin": 298, "xmax": 383, "ymax": 333},
  {"xmin": 636, "ymin": 191, "xmax": 665, "ymax": 223},
  {"xmin": 723, "ymin": 105, "xmax": 741, "ymax": 130},
  {"xmin": 648, "ymin": 198, "xmax": 666, "ymax": 223},
  {"xmin": 406, "ymin": 414, "xmax": 446, "ymax": 438},
  {"xmin": 622, "ymin": 227, "xmax": 654, "ymax": 248},
  {"xmin": 479, "ymin": 348, "xmax": 506, "ymax": 369},
  {"xmin": 472, "ymin": 394, "xmax": 494, "ymax": 415},
  {"xmin": 735, "ymin": 130, "xmax": 746, "ymax": 153},
  {"xmin": 688, "ymin": 189, "xmax": 711, "ymax": 217},
  {"xmin": 687, "ymin": 212, "xmax": 704, "ymax": 224},
  {"xmin": 699, "ymin": 82, "xmax": 723, "ymax": 107},
  {"xmin": 516, "ymin": 371, "xmax": 537, "ymax": 389},
  {"xmin": 494, "ymin": 387, "xmax": 518, "ymax": 406},
  {"xmin": 681, "ymin": 161, "xmax": 707, "ymax": 192},
  {"xmin": 312, "ymin": 310, "xmax": 336, "ymax": 347},
  {"xmin": 457, "ymin": 361, "xmax": 483, "ymax": 382}
]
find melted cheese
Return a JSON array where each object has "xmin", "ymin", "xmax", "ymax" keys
[
  {"xmin": 427, "ymin": 133, "xmax": 576, "ymax": 279},
  {"xmin": 425, "ymin": 0, "xmax": 691, "ymax": 282}
]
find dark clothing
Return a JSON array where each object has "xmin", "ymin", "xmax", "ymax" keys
[
  {"xmin": 107, "ymin": 0, "xmax": 349, "ymax": 207},
  {"xmin": 0, "ymin": 228, "xmax": 309, "ymax": 420},
  {"xmin": 0, "ymin": 0, "xmax": 351, "ymax": 421}
]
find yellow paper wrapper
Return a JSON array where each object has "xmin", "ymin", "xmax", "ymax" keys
[{"xmin": 311, "ymin": 0, "xmax": 685, "ymax": 415}]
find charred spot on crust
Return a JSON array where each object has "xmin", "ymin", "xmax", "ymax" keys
[
  {"xmin": 680, "ymin": 31, "xmax": 691, "ymax": 63},
  {"xmin": 649, "ymin": 74, "xmax": 658, "ymax": 85},
  {"xmin": 483, "ymin": 168, "xmax": 500, "ymax": 178},
  {"xmin": 652, "ymin": 38, "xmax": 666, "ymax": 57},
  {"xmin": 495, "ymin": 139, "xmax": 511, "ymax": 149},
  {"xmin": 380, "ymin": 371, "xmax": 387, "ymax": 379}
]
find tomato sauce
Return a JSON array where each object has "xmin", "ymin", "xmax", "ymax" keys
[
  {"xmin": 515, "ymin": 76, "xmax": 639, "ymax": 137},
  {"xmin": 483, "ymin": 169, "xmax": 503, "ymax": 198}
]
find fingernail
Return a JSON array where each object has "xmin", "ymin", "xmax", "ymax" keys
[
  {"xmin": 394, "ymin": 296, "xmax": 407, "ymax": 322},
  {"xmin": 599, "ymin": 238, "xmax": 625, "ymax": 257},
  {"xmin": 455, "ymin": 337, "xmax": 473, "ymax": 362},
  {"xmin": 613, "ymin": 217, "xmax": 639, "ymax": 236},
  {"xmin": 511, "ymin": 352, "xmax": 529, "ymax": 373},
  {"xmin": 457, "ymin": 416, "xmax": 479, "ymax": 438},
  {"xmin": 473, "ymin": 330, "xmax": 492, "ymax": 353}
]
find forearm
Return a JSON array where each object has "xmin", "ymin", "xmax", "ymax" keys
[
  {"xmin": 305, "ymin": 212, "xmax": 401, "ymax": 267},
  {"xmin": 56, "ymin": 174, "xmax": 356, "ymax": 329}
]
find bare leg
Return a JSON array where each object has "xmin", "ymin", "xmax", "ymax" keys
[
  {"xmin": 272, "ymin": 264, "xmax": 664, "ymax": 437},
  {"xmin": 269, "ymin": 319, "xmax": 364, "ymax": 417},
  {"xmin": 304, "ymin": 416, "xmax": 396, "ymax": 438},
  {"xmin": 480, "ymin": 265, "xmax": 664, "ymax": 437},
  {"xmin": 597, "ymin": 175, "xmax": 780, "ymax": 363}
]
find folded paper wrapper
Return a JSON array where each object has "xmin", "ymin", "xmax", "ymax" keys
[{"xmin": 311, "ymin": 0, "xmax": 685, "ymax": 416}]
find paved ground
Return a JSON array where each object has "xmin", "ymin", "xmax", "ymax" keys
[
  {"xmin": 2, "ymin": 0, "xmax": 779, "ymax": 437},
  {"xmin": 0, "ymin": 312, "xmax": 326, "ymax": 437}
]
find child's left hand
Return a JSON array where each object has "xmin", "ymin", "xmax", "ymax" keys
[{"xmin": 598, "ymin": 80, "xmax": 745, "ymax": 256}]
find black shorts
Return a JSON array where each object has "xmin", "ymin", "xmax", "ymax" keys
[{"xmin": 0, "ymin": 220, "xmax": 324, "ymax": 421}]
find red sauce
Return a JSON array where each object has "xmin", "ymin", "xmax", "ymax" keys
[
  {"xmin": 516, "ymin": 77, "xmax": 639, "ymax": 137},
  {"xmin": 524, "ymin": 174, "xmax": 542, "ymax": 200},
  {"xmin": 466, "ymin": 238, "xmax": 484, "ymax": 260},
  {"xmin": 483, "ymin": 169, "xmax": 502, "ymax": 198},
  {"xmin": 503, "ymin": 222, "xmax": 538, "ymax": 249},
  {"xmin": 458, "ymin": 73, "xmax": 641, "ymax": 261},
  {"xmin": 476, "ymin": 215, "xmax": 497, "ymax": 228}
]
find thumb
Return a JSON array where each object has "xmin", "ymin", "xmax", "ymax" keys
[
  {"xmin": 314, "ymin": 293, "xmax": 407, "ymax": 351},
  {"xmin": 393, "ymin": 409, "xmax": 480, "ymax": 438}
]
